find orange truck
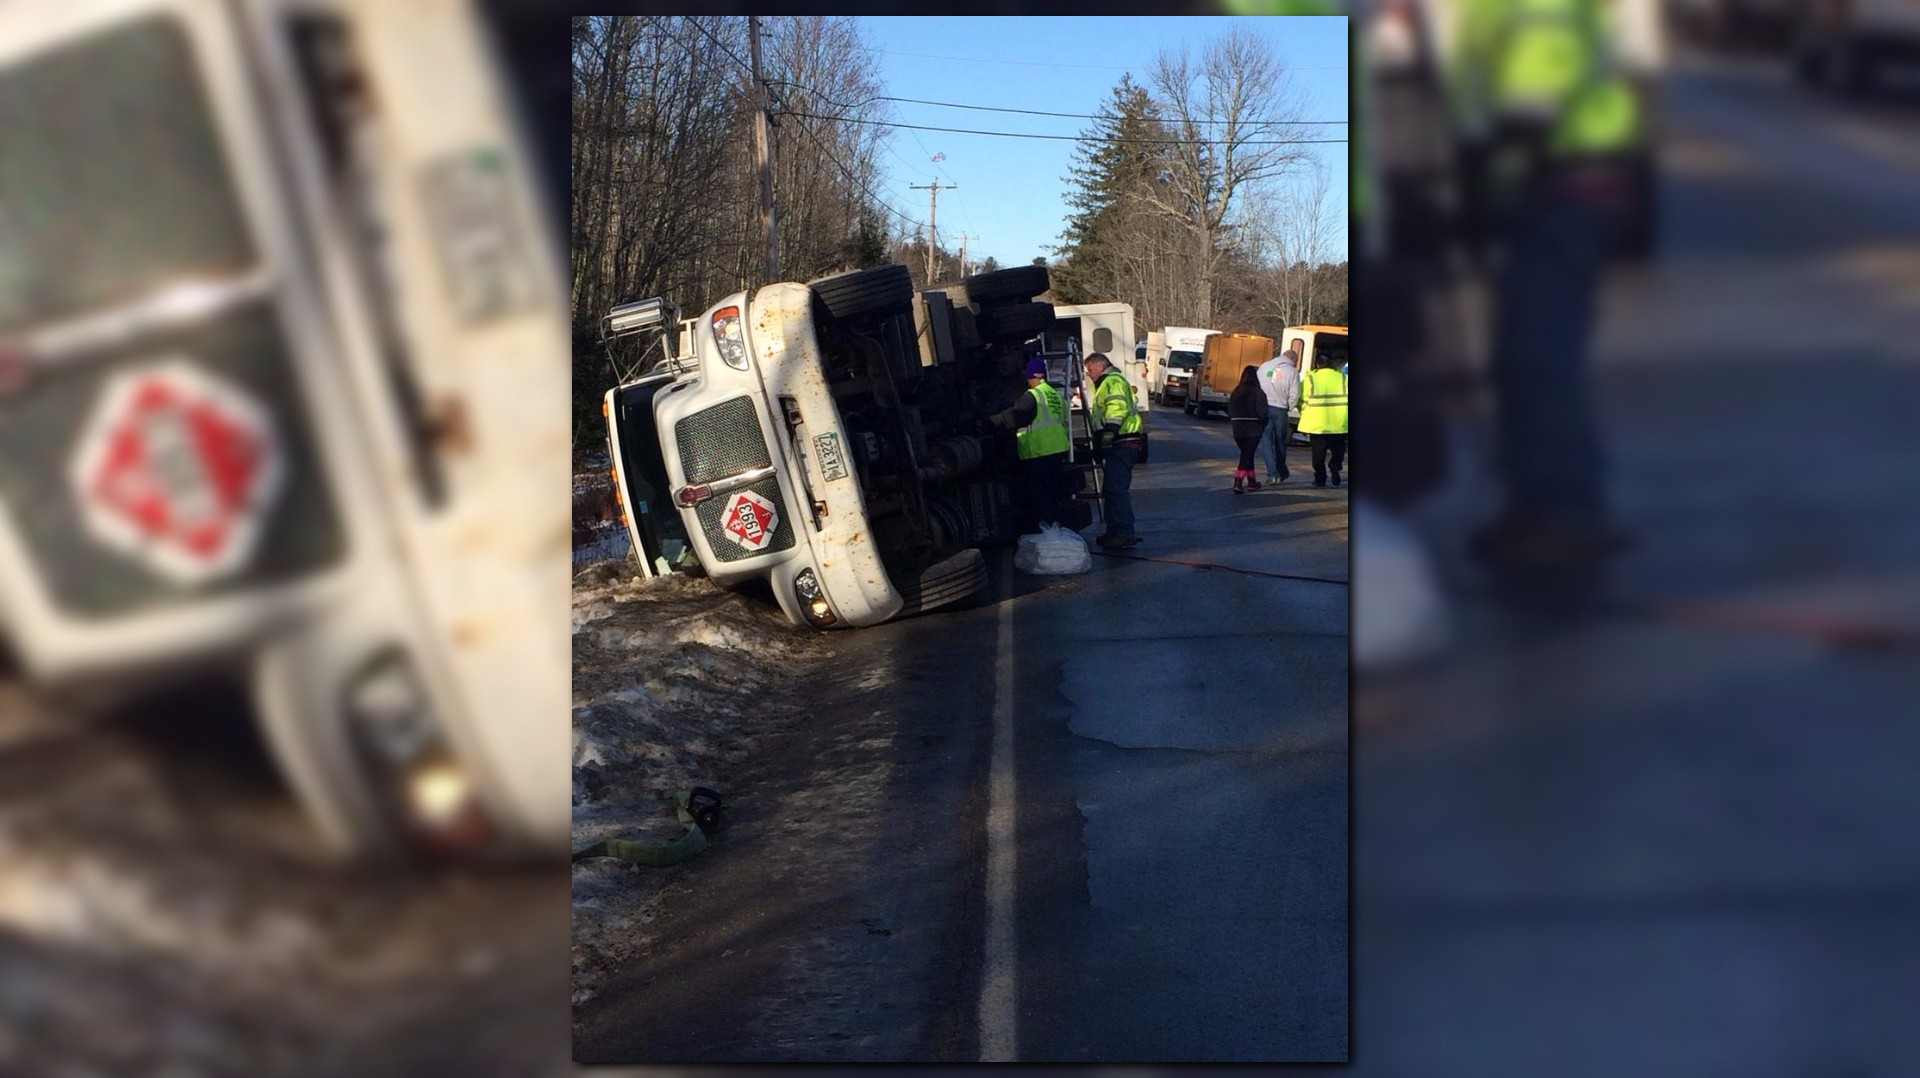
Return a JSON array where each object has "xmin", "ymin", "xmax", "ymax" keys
[{"xmin": 1189, "ymin": 333, "xmax": 1275, "ymax": 418}]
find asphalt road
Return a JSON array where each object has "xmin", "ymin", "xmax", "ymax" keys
[
  {"xmin": 575, "ymin": 405, "xmax": 1351, "ymax": 1063},
  {"xmin": 1352, "ymin": 46, "xmax": 1920, "ymax": 1076}
]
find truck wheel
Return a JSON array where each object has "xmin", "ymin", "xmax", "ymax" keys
[
  {"xmin": 976, "ymin": 301, "xmax": 1055, "ymax": 341},
  {"xmin": 895, "ymin": 548, "xmax": 989, "ymax": 617},
  {"xmin": 962, "ymin": 264, "xmax": 1050, "ymax": 304},
  {"xmin": 811, "ymin": 265, "xmax": 914, "ymax": 321}
]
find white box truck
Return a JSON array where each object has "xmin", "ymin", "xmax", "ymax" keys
[{"xmin": 1146, "ymin": 326, "xmax": 1218, "ymax": 408}]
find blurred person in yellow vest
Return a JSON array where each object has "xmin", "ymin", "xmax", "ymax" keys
[{"xmin": 1450, "ymin": 0, "xmax": 1642, "ymax": 579}]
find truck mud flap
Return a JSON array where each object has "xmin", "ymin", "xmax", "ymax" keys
[{"xmin": 894, "ymin": 548, "xmax": 989, "ymax": 617}]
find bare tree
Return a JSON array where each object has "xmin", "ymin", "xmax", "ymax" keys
[
  {"xmin": 1137, "ymin": 26, "xmax": 1312, "ymax": 325},
  {"xmin": 570, "ymin": 16, "xmax": 907, "ymax": 453}
]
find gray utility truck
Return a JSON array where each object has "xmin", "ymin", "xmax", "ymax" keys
[{"xmin": 602, "ymin": 263, "xmax": 1081, "ymax": 630}]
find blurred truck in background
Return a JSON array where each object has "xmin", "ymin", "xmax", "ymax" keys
[
  {"xmin": 1793, "ymin": 0, "xmax": 1920, "ymax": 92},
  {"xmin": 602, "ymin": 264, "xmax": 1067, "ymax": 630},
  {"xmin": 0, "ymin": 0, "xmax": 570, "ymax": 860},
  {"xmin": 1146, "ymin": 325, "xmax": 1220, "ymax": 408},
  {"xmin": 1047, "ymin": 301, "xmax": 1145, "ymax": 412},
  {"xmin": 1193, "ymin": 332, "xmax": 1277, "ymax": 418},
  {"xmin": 1278, "ymin": 324, "xmax": 1349, "ymax": 443}
]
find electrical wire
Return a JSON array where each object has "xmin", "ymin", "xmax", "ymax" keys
[
  {"xmin": 780, "ymin": 113, "xmax": 1348, "ymax": 145},
  {"xmin": 878, "ymin": 95, "xmax": 1346, "ymax": 125},
  {"xmin": 866, "ymin": 45, "xmax": 1349, "ymax": 73},
  {"xmin": 780, "ymin": 112, "xmax": 927, "ymax": 233}
]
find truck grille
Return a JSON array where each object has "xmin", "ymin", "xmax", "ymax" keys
[
  {"xmin": 0, "ymin": 301, "xmax": 348, "ymax": 616},
  {"xmin": 674, "ymin": 397, "xmax": 794, "ymax": 563},
  {"xmin": 676, "ymin": 397, "xmax": 770, "ymax": 483}
]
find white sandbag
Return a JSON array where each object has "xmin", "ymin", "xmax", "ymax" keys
[
  {"xmin": 1014, "ymin": 523, "xmax": 1092, "ymax": 575},
  {"xmin": 1352, "ymin": 497, "xmax": 1451, "ymax": 671}
]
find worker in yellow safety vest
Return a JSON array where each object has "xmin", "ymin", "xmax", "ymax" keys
[
  {"xmin": 987, "ymin": 356, "xmax": 1072, "ymax": 532},
  {"xmin": 1297, "ymin": 351, "xmax": 1350, "ymax": 487},
  {"xmin": 1083, "ymin": 353, "xmax": 1145, "ymax": 549},
  {"xmin": 1453, "ymin": 0, "xmax": 1642, "ymax": 575}
]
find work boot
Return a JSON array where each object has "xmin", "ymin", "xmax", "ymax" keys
[
  {"xmin": 1313, "ymin": 475, "xmax": 1327, "ymax": 488},
  {"xmin": 1247, "ymin": 477, "xmax": 1263, "ymax": 491},
  {"xmin": 1097, "ymin": 533, "xmax": 1129, "ymax": 550},
  {"xmin": 1470, "ymin": 513, "xmax": 1634, "ymax": 579},
  {"xmin": 1331, "ymin": 471, "xmax": 1342, "ymax": 487},
  {"xmin": 1233, "ymin": 471, "xmax": 1245, "ymax": 494}
]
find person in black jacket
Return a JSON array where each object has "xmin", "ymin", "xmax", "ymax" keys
[{"xmin": 1227, "ymin": 365, "xmax": 1269, "ymax": 494}]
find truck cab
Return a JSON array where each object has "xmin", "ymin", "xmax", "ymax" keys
[
  {"xmin": 0, "ymin": 0, "xmax": 571, "ymax": 859},
  {"xmin": 602, "ymin": 264, "xmax": 1060, "ymax": 630},
  {"xmin": 1148, "ymin": 325, "xmax": 1219, "ymax": 409},
  {"xmin": 1280, "ymin": 324, "xmax": 1349, "ymax": 442}
]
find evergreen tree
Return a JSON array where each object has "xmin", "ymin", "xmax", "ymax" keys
[{"xmin": 1050, "ymin": 76, "xmax": 1168, "ymax": 306}]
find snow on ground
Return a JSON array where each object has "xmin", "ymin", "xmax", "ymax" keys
[
  {"xmin": 569, "ymin": 555, "xmax": 830, "ymax": 1009},
  {"xmin": 0, "ymin": 679, "xmax": 568, "ymax": 1075}
]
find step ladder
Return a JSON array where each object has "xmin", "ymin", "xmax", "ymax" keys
[{"xmin": 1029, "ymin": 336, "xmax": 1103, "ymax": 529}]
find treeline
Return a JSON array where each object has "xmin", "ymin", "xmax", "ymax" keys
[
  {"xmin": 570, "ymin": 16, "xmax": 901, "ymax": 450},
  {"xmin": 1045, "ymin": 26, "xmax": 1348, "ymax": 340}
]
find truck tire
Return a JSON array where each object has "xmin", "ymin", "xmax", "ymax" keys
[
  {"xmin": 962, "ymin": 264, "xmax": 1049, "ymax": 304},
  {"xmin": 976, "ymin": 301, "xmax": 1054, "ymax": 341},
  {"xmin": 895, "ymin": 548, "xmax": 989, "ymax": 617},
  {"xmin": 811, "ymin": 265, "xmax": 914, "ymax": 321}
]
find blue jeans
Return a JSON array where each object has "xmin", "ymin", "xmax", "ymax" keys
[
  {"xmin": 1101, "ymin": 440, "xmax": 1140, "ymax": 538},
  {"xmin": 1491, "ymin": 194, "xmax": 1612, "ymax": 527},
  {"xmin": 1259, "ymin": 405, "xmax": 1292, "ymax": 480}
]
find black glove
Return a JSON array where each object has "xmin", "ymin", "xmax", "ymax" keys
[{"xmin": 987, "ymin": 409, "xmax": 1018, "ymax": 431}]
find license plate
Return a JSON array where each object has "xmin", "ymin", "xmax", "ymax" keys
[{"xmin": 813, "ymin": 431, "xmax": 848, "ymax": 481}]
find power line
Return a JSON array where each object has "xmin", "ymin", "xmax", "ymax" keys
[
  {"xmin": 780, "ymin": 113, "xmax": 926, "ymax": 234},
  {"xmin": 866, "ymin": 45, "xmax": 1348, "ymax": 72},
  {"xmin": 780, "ymin": 113, "xmax": 1347, "ymax": 145},
  {"xmin": 681, "ymin": 15, "xmax": 758, "ymax": 82},
  {"xmin": 879, "ymin": 95, "xmax": 1346, "ymax": 126}
]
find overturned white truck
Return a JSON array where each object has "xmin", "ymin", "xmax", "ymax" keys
[
  {"xmin": 602, "ymin": 263, "xmax": 1085, "ymax": 629},
  {"xmin": 0, "ymin": 0, "xmax": 571, "ymax": 860}
]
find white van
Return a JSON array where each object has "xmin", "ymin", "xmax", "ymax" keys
[{"xmin": 0, "ymin": 0, "xmax": 570, "ymax": 859}]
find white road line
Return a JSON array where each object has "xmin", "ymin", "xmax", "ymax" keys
[{"xmin": 978, "ymin": 555, "xmax": 1018, "ymax": 1061}]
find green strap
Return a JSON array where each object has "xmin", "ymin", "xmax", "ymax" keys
[{"xmin": 572, "ymin": 788, "xmax": 723, "ymax": 866}]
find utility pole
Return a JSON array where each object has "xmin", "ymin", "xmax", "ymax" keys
[
  {"xmin": 748, "ymin": 16, "xmax": 778, "ymax": 281},
  {"xmin": 955, "ymin": 233, "xmax": 975, "ymax": 278},
  {"xmin": 909, "ymin": 181, "xmax": 955, "ymax": 283}
]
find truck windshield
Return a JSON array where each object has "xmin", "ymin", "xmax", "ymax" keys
[
  {"xmin": 1169, "ymin": 350, "xmax": 1201, "ymax": 371},
  {"xmin": 1313, "ymin": 333, "xmax": 1349, "ymax": 370},
  {"xmin": 608, "ymin": 380, "xmax": 698, "ymax": 577},
  {"xmin": 0, "ymin": 17, "xmax": 258, "ymax": 335}
]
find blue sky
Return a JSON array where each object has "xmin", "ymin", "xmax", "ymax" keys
[{"xmin": 847, "ymin": 15, "xmax": 1349, "ymax": 272}]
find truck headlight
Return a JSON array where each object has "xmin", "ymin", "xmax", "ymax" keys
[
  {"xmin": 344, "ymin": 647, "xmax": 495, "ymax": 855},
  {"xmin": 793, "ymin": 568, "xmax": 837, "ymax": 627},
  {"xmin": 711, "ymin": 306, "xmax": 750, "ymax": 370}
]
